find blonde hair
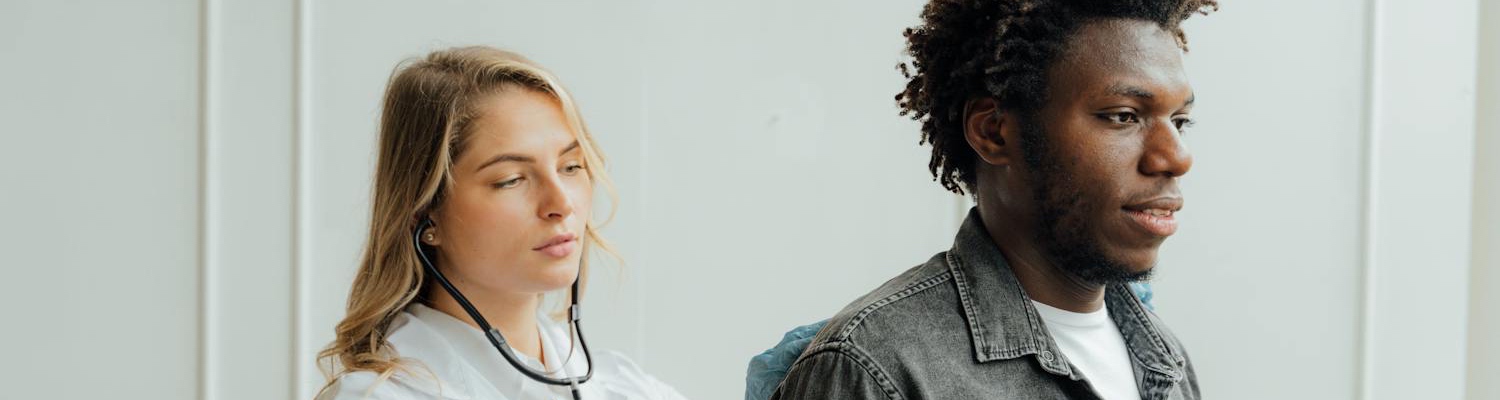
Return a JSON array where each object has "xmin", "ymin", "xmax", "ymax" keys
[{"xmin": 317, "ymin": 46, "xmax": 617, "ymax": 386}]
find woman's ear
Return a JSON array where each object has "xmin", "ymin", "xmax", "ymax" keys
[
  {"xmin": 418, "ymin": 215, "xmax": 441, "ymax": 246},
  {"xmin": 963, "ymin": 97, "xmax": 1016, "ymax": 167}
]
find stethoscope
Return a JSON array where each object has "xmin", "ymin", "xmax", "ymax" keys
[{"xmin": 413, "ymin": 218, "xmax": 594, "ymax": 400}]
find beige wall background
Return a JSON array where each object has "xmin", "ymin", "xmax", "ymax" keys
[{"xmin": 1, "ymin": 1, "xmax": 1494, "ymax": 399}]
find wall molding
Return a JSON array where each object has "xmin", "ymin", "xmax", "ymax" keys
[
  {"xmin": 200, "ymin": 1, "xmax": 298, "ymax": 399},
  {"xmin": 1362, "ymin": 0, "xmax": 1481, "ymax": 399}
]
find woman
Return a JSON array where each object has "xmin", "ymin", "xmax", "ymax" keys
[{"xmin": 317, "ymin": 46, "xmax": 685, "ymax": 400}]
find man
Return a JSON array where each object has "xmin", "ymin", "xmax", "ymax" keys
[{"xmin": 769, "ymin": 0, "xmax": 1216, "ymax": 398}]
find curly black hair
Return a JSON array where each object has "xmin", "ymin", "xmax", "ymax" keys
[{"xmin": 896, "ymin": 0, "xmax": 1218, "ymax": 194}]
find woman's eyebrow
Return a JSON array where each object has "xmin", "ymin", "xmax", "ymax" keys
[
  {"xmin": 476, "ymin": 140, "xmax": 581, "ymax": 172},
  {"xmin": 476, "ymin": 153, "xmax": 534, "ymax": 171},
  {"xmin": 558, "ymin": 140, "xmax": 580, "ymax": 155}
]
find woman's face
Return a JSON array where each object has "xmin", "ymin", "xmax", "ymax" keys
[{"xmin": 430, "ymin": 88, "xmax": 593, "ymax": 297}]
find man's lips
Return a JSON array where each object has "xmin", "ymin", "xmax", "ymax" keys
[
  {"xmin": 533, "ymin": 233, "xmax": 578, "ymax": 258},
  {"xmin": 1122, "ymin": 197, "xmax": 1183, "ymax": 237}
]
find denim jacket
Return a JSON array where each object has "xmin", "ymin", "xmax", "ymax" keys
[{"xmin": 770, "ymin": 209, "xmax": 1199, "ymax": 400}]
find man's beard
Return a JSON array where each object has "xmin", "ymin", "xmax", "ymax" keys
[{"xmin": 1018, "ymin": 115, "xmax": 1152, "ymax": 285}]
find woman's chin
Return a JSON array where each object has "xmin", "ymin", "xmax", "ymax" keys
[{"xmin": 528, "ymin": 260, "xmax": 583, "ymax": 290}]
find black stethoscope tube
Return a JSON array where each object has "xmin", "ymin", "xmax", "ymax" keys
[{"xmin": 413, "ymin": 218, "xmax": 594, "ymax": 399}]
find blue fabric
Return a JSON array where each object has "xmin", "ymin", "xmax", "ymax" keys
[
  {"xmin": 745, "ymin": 282, "xmax": 1156, "ymax": 400},
  {"xmin": 1129, "ymin": 281, "xmax": 1154, "ymax": 311},
  {"xmin": 745, "ymin": 321, "xmax": 827, "ymax": 400}
]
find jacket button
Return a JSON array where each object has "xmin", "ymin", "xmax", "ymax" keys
[{"xmin": 1039, "ymin": 351, "xmax": 1055, "ymax": 362}]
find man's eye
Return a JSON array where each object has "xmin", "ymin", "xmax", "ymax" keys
[
  {"xmin": 1102, "ymin": 112, "xmax": 1140, "ymax": 124},
  {"xmin": 1174, "ymin": 117, "xmax": 1196, "ymax": 132}
]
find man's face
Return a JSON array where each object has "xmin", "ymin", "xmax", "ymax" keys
[{"xmin": 1019, "ymin": 18, "xmax": 1196, "ymax": 284}]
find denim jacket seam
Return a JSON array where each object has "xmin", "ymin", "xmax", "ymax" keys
[
  {"xmin": 800, "ymin": 342, "xmax": 905, "ymax": 400},
  {"xmin": 946, "ymin": 249, "xmax": 1056, "ymax": 366},
  {"xmin": 944, "ymin": 250, "xmax": 991, "ymax": 359},
  {"xmin": 832, "ymin": 271, "xmax": 955, "ymax": 342},
  {"xmin": 1113, "ymin": 285, "xmax": 1185, "ymax": 377}
]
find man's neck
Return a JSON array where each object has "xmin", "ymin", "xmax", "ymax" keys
[{"xmin": 978, "ymin": 206, "xmax": 1108, "ymax": 313}]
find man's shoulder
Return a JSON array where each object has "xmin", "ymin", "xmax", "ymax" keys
[
  {"xmin": 772, "ymin": 252, "xmax": 962, "ymax": 400},
  {"xmin": 801, "ymin": 251, "xmax": 974, "ymax": 362}
]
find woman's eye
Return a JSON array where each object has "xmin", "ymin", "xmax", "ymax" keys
[
  {"xmin": 562, "ymin": 164, "xmax": 586, "ymax": 175},
  {"xmin": 1102, "ymin": 112, "xmax": 1140, "ymax": 124},
  {"xmin": 494, "ymin": 177, "xmax": 524, "ymax": 189}
]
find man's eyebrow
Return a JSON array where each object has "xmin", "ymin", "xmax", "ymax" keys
[
  {"xmin": 1107, "ymin": 84, "xmax": 1195, "ymax": 107},
  {"xmin": 1107, "ymin": 84, "xmax": 1156, "ymax": 99},
  {"xmin": 475, "ymin": 140, "xmax": 581, "ymax": 172}
]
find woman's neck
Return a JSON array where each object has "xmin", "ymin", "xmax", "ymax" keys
[{"xmin": 425, "ymin": 284, "xmax": 546, "ymax": 366}]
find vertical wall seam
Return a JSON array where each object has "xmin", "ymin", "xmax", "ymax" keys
[
  {"xmin": 292, "ymin": 0, "xmax": 313, "ymax": 397},
  {"xmin": 1464, "ymin": 3, "xmax": 1495, "ymax": 398},
  {"xmin": 197, "ymin": 0, "xmax": 217, "ymax": 398},
  {"xmin": 1356, "ymin": 0, "xmax": 1384, "ymax": 398}
]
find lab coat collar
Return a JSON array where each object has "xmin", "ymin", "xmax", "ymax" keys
[{"xmin": 384, "ymin": 303, "xmax": 589, "ymax": 399}]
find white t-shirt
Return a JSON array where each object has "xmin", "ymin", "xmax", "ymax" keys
[
  {"xmin": 319, "ymin": 303, "xmax": 688, "ymax": 400},
  {"xmin": 1032, "ymin": 300, "xmax": 1141, "ymax": 400}
]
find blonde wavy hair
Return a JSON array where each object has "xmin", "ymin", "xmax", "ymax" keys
[{"xmin": 317, "ymin": 46, "xmax": 616, "ymax": 388}]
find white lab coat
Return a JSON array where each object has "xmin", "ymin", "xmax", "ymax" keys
[{"xmin": 319, "ymin": 303, "xmax": 688, "ymax": 400}]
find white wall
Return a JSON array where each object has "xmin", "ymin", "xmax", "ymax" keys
[
  {"xmin": 1158, "ymin": 2, "xmax": 1370, "ymax": 397},
  {"xmin": 1, "ymin": 1, "xmax": 1493, "ymax": 399},
  {"xmin": 1361, "ymin": 1, "xmax": 1479, "ymax": 398},
  {"xmin": 1159, "ymin": 1, "xmax": 1481, "ymax": 399},
  {"xmin": 0, "ymin": 1, "xmax": 203, "ymax": 399}
]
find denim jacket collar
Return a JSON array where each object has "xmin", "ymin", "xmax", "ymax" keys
[{"xmin": 946, "ymin": 208, "xmax": 1188, "ymax": 381}]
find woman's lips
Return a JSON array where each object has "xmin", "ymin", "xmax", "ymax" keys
[{"xmin": 534, "ymin": 233, "xmax": 578, "ymax": 258}]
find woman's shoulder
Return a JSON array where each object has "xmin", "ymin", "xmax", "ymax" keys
[
  {"xmin": 316, "ymin": 371, "xmax": 416, "ymax": 400},
  {"xmin": 317, "ymin": 367, "xmax": 471, "ymax": 400},
  {"xmin": 316, "ymin": 310, "xmax": 476, "ymax": 400}
]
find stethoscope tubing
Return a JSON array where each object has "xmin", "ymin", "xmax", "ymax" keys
[{"xmin": 413, "ymin": 218, "xmax": 594, "ymax": 399}]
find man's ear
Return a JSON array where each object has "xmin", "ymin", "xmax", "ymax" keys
[{"xmin": 963, "ymin": 97, "xmax": 1017, "ymax": 167}]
